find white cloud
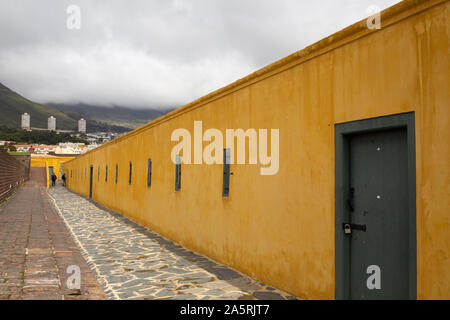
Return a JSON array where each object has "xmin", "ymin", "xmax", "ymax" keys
[
  {"xmin": 0, "ymin": 42, "xmax": 253, "ymax": 108},
  {"xmin": 0, "ymin": 0, "xmax": 402, "ymax": 109}
]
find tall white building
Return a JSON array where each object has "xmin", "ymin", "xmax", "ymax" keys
[
  {"xmin": 48, "ymin": 116, "xmax": 56, "ymax": 131},
  {"xmin": 21, "ymin": 113, "xmax": 30, "ymax": 130},
  {"xmin": 78, "ymin": 118, "xmax": 86, "ymax": 133}
]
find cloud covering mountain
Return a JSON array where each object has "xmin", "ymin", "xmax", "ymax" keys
[{"xmin": 0, "ymin": 0, "xmax": 401, "ymax": 109}]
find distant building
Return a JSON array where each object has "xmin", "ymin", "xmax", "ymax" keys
[
  {"xmin": 21, "ymin": 113, "xmax": 30, "ymax": 130},
  {"xmin": 15, "ymin": 143, "xmax": 89, "ymax": 155},
  {"xmin": 78, "ymin": 118, "xmax": 86, "ymax": 133},
  {"xmin": 48, "ymin": 116, "xmax": 56, "ymax": 131}
]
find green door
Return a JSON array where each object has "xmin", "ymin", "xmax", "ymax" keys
[
  {"xmin": 348, "ymin": 128, "xmax": 409, "ymax": 299},
  {"xmin": 89, "ymin": 166, "xmax": 93, "ymax": 198}
]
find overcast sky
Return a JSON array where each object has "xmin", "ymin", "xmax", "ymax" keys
[{"xmin": 0, "ymin": 0, "xmax": 401, "ymax": 109}]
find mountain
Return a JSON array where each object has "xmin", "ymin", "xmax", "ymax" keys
[
  {"xmin": 0, "ymin": 82, "xmax": 77, "ymax": 130},
  {"xmin": 48, "ymin": 103, "xmax": 173, "ymax": 130},
  {"xmin": 0, "ymin": 82, "xmax": 174, "ymax": 133}
]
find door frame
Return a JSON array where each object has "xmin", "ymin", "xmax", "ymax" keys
[{"xmin": 334, "ymin": 112, "xmax": 416, "ymax": 300}]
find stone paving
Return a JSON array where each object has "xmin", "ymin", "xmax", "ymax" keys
[
  {"xmin": 48, "ymin": 185, "xmax": 297, "ymax": 300},
  {"xmin": 0, "ymin": 180, "xmax": 107, "ymax": 300}
]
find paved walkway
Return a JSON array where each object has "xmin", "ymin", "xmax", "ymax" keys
[
  {"xmin": 48, "ymin": 185, "xmax": 297, "ymax": 300},
  {"xmin": 0, "ymin": 180, "xmax": 106, "ymax": 300}
]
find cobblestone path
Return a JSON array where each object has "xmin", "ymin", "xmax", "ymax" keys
[
  {"xmin": 48, "ymin": 186, "xmax": 297, "ymax": 300},
  {"xmin": 0, "ymin": 180, "xmax": 106, "ymax": 300}
]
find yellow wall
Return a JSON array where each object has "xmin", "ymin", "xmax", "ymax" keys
[
  {"xmin": 64, "ymin": 0, "xmax": 449, "ymax": 299},
  {"xmin": 31, "ymin": 156, "xmax": 75, "ymax": 188}
]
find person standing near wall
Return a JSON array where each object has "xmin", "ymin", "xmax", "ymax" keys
[
  {"xmin": 51, "ymin": 173, "xmax": 57, "ymax": 187},
  {"xmin": 62, "ymin": 173, "xmax": 66, "ymax": 186}
]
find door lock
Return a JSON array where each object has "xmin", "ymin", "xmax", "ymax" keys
[
  {"xmin": 343, "ymin": 223, "xmax": 367, "ymax": 235},
  {"xmin": 344, "ymin": 223, "xmax": 352, "ymax": 234}
]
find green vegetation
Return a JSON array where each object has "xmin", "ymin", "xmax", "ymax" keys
[
  {"xmin": 7, "ymin": 151, "xmax": 30, "ymax": 155},
  {"xmin": 0, "ymin": 126, "xmax": 88, "ymax": 145},
  {"xmin": 0, "ymin": 82, "xmax": 171, "ymax": 133},
  {"xmin": 0, "ymin": 82, "xmax": 77, "ymax": 129}
]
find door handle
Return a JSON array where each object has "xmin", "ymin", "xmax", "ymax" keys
[{"xmin": 343, "ymin": 223, "xmax": 367, "ymax": 235}]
